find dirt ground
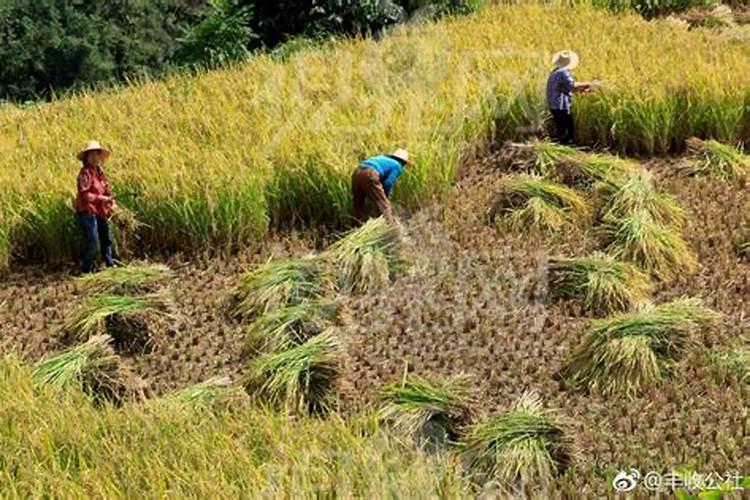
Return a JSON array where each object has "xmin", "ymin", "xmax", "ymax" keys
[{"xmin": 1, "ymin": 150, "xmax": 748, "ymax": 494}]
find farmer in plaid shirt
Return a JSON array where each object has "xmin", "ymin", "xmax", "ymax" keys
[{"xmin": 74, "ymin": 140, "xmax": 116, "ymax": 273}]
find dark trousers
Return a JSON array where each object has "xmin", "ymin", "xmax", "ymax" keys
[
  {"xmin": 77, "ymin": 213, "xmax": 114, "ymax": 273},
  {"xmin": 550, "ymin": 109, "xmax": 575, "ymax": 145},
  {"xmin": 352, "ymin": 167, "xmax": 393, "ymax": 223}
]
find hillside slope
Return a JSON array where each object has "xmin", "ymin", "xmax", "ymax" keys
[
  {"xmin": 1, "ymin": 147, "xmax": 747, "ymax": 496},
  {"xmin": 1, "ymin": 2, "xmax": 749, "ymax": 269}
]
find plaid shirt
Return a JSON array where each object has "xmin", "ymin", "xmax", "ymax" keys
[{"xmin": 75, "ymin": 165, "xmax": 112, "ymax": 217}]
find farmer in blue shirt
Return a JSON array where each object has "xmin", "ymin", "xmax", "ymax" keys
[
  {"xmin": 352, "ymin": 148, "xmax": 409, "ymax": 223},
  {"xmin": 546, "ymin": 50, "xmax": 594, "ymax": 144}
]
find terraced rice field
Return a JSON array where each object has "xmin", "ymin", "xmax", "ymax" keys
[
  {"xmin": 2, "ymin": 148, "xmax": 747, "ymax": 495},
  {"xmin": 1, "ymin": 2, "xmax": 749, "ymax": 496}
]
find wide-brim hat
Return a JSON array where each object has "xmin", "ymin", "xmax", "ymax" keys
[
  {"xmin": 552, "ymin": 50, "xmax": 579, "ymax": 70},
  {"xmin": 389, "ymin": 148, "xmax": 410, "ymax": 165},
  {"xmin": 77, "ymin": 140, "xmax": 111, "ymax": 161}
]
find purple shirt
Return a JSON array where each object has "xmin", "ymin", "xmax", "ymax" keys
[{"xmin": 546, "ymin": 67, "xmax": 575, "ymax": 111}]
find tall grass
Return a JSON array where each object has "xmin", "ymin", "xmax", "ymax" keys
[
  {"xmin": 564, "ymin": 297, "xmax": 718, "ymax": 396},
  {"xmin": 549, "ymin": 252, "xmax": 652, "ymax": 314},
  {"xmin": 461, "ymin": 392, "xmax": 572, "ymax": 489},
  {"xmin": 1, "ymin": 2, "xmax": 749, "ymax": 268},
  {"xmin": 1, "ymin": 357, "xmax": 472, "ymax": 497}
]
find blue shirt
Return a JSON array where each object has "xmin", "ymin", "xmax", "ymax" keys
[
  {"xmin": 359, "ymin": 155, "xmax": 404, "ymax": 197},
  {"xmin": 546, "ymin": 67, "xmax": 575, "ymax": 111}
]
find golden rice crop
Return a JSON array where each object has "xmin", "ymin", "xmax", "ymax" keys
[
  {"xmin": 0, "ymin": 3, "xmax": 748, "ymax": 268},
  {"xmin": 563, "ymin": 297, "xmax": 719, "ymax": 396}
]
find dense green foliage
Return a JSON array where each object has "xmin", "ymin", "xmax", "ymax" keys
[
  {"xmin": 591, "ymin": 0, "xmax": 717, "ymax": 16},
  {"xmin": 0, "ymin": 0, "xmax": 205, "ymax": 102},
  {"xmin": 0, "ymin": 0, "xmax": 486, "ymax": 102}
]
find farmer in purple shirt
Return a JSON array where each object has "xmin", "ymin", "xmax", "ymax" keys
[{"xmin": 546, "ymin": 50, "xmax": 594, "ymax": 144}]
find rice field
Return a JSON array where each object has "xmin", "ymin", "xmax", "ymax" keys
[
  {"xmin": 1, "ymin": 2, "xmax": 749, "ymax": 498},
  {"xmin": 1, "ymin": 2, "xmax": 749, "ymax": 269}
]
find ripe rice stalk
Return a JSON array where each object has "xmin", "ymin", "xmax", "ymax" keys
[
  {"xmin": 170, "ymin": 376, "xmax": 247, "ymax": 408},
  {"xmin": 596, "ymin": 169, "xmax": 686, "ymax": 227},
  {"xmin": 554, "ymin": 153, "xmax": 639, "ymax": 187},
  {"xmin": 75, "ymin": 263, "xmax": 173, "ymax": 295},
  {"xmin": 489, "ymin": 175, "xmax": 590, "ymax": 232},
  {"xmin": 707, "ymin": 348, "xmax": 749, "ymax": 384},
  {"xmin": 498, "ymin": 140, "xmax": 580, "ymax": 175},
  {"xmin": 563, "ymin": 297, "xmax": 719, "ymax": 396},
  {"xmin": 549, "ymin": 252, "xmax": 652, "ymax": 315},
  {"xmin": 232, "ymin": 256, "xmax": 323, "ymax": 320},
  {"xmin": 65, "ymin": 291, "xmax": 173, "ymax": 342},
  {"xmin": 684, "ymin": 137, "xmax": 748, "ymax": 181},
  {"xmin": 244, "ymin": 330, "xmax": 340, "ymax": 414},
  {"xmin": 602, "ymin": 210, "xmax": 697, "ymax": 280},
  {"xmin": 31, "ymin": 334, "xmax": 132, "ymax": 404},
  {"xmin": 245, "ymin": 300, "xmax": 339, "ymax": 354},
  {"xmin": 378, "ymin": 374, "xmax": 478, "ymax": 449},
  {"xmin": 461, "ymin": 391, "xmax": 572, "ymax": 489},
  {"xmin": 322, "ymin": 217, "xmax": 405, "ymax": 294}
]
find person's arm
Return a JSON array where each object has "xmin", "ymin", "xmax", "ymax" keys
[
  {"xmin": 381, "ymin": 166, "xmax": 403, "ymax": 198},
  {"xmin": 573, "ymin": 82, "xmax": 593, "ymax": 92}
]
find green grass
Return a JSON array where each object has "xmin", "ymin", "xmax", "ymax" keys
[
  {"xmin": 75, "ymin": 263, "xmax": 173, "ymax": 294},
  {"xmin": 685, "ymin": 137, "xmax": 749, "ymax": 181},
  {"xmin": 65, "ymin": 292, "xmax": 173, "ymax": 341},
  {"xmin": 30, "ymin": 335, "xmax": 132, "ymax": 404},
  {"xmin": 707, "ymin": 348, "xmax": 749, "ymax": 384},
  {"xmin": 378, "ymin": 375, "xmax": 478, "ymax": 449},
  {"xmin": 602, "ymin": 209, "xmax": 697, "ymax": 280},
  {"xmin": 549, "ymin": 252, "xmax": 652, "ymax": 315},
  {"xmin": 597, "ymin": 169, "xmax": 686, "ymax": 227},
  {"xmin": 490, "ymin": 175, "xmax": 590, "ymax": 232},
  {"xmin": 244, "ymin": 331, "xmax": 341, "ymax": 414},
  {"xmin": 245, "ymin": 300, "xmax": 339, "ymax": 354},
  {"xmin": 564, "ymin": 297, "xmax": 719, "ymax": 396},
  {"xmin": 232, "ymin": 256, "xmax": 323, "ymax": 320},
  {"xmin": 323, "ymin": 217, "xmax": 406, "ymax": 294},
  {"xmin": 461, "ymin": 391, "xmax": 572, "ymax": 489}
]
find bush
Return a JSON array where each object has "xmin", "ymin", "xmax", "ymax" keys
[
  {"xmin": 0, "ymin": 0, "xmax": 202, "ymax": 102},
  {"xmin": 593, "ymin": 0, "xmax": 717, "ymax": 17},
  {"xmin": 176, "ymin": 0, "xmax": 256, "ymax": 68}
]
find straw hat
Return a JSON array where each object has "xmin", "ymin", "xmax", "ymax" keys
[
  {"xmin": 77, "ymin": 140, "xmax": 111, "ymax": 162},
  {"xmin": 389, "ymin": 148, "xmax": 410, "ymax": 165},
  {"xmin": 551, "ymin": 50, "xmax": 579, "ymax": 70}
]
